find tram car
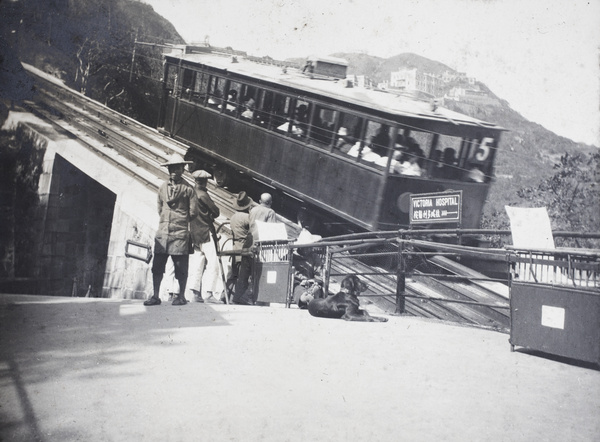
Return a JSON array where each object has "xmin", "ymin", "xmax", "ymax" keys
[{"xmin": 157, "ymin": 46, "xmax": 504, "ymax": 233}]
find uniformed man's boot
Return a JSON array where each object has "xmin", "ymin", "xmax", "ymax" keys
[{"xmin": 144, "ymin": 296, "xmax": 161, "ymax": 306}]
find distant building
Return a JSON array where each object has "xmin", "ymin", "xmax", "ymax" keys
[
  {"xmin": 445, "ymin": 85, "xmax": 500, "ymax": 106},
  {"xmin": 441, "ymin": 70, "xmax": 470, "ymax": 83},
  {"xmin": 347, "ymin": 74, "xmax": 374, "ymax": 89},
  {"xmin": 390, "ymin": 68, "xmax": 441, "ymax": 97},
  {"xmin": 377, "ymin": 80, "xmax": 389, "ymax": 90}
]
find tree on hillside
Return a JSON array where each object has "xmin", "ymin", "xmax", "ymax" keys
[
  {"xmin": 516, "ymin": 151, "xmax": 600, "ymax": 248},
  {"xmin": 7, "ymin": 0, "xmax": 184, "ymax": 127}
]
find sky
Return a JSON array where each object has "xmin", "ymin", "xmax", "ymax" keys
[{"xmin": 142, "ymin": 0, "xmax": 600, "ymax": 147}]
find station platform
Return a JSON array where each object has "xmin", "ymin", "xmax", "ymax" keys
[{"xmin": 1, "ymin": 293, "xmax": 598, "ymax": 441}]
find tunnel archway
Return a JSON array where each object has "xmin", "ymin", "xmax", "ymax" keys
[{"xmin": 41, "ymin": 155, "xmax": 116, "ymax": 297}]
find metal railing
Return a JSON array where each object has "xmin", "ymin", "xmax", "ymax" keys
[
  {"xmin": 507, "ymin": 246, "xmax": 600, "ymax": 289},
  {"xmin": 287, "ymin": 229, "xmax": 600, "ymax": 319}
]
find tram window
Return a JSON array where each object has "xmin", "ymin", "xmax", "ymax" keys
[
  {"xmin": 429, "ymin": 134, "xmax": 462, "ymax": 180},
  {"xmin": 389, "ymin": 130, "xmax": 431, "ymax": 177},
  {"xmin": 207, "ymin": 76, "xmax": 225, "ymax": 108},
  {"xmin": 240, "ymin": 85, "xmax": 257, "ymax": 120},
  {"xmin": 181, "ymin": 69, "xmax": 195, "ymax": 100},
  {"xmin": 193, "ymin": 72, "xmax": 209, "ymax": 104},
  {"xmin": 223, "ymin": 81, "xmax": 242, "ymax": 115},
  {"xmin": 406, "ymin": 130, "xmax": 431, "ymax": 157},
  {"xmin": 368, "ymin": 122, "xmax": 392, "ymax": 156},
  {"xmin": 334, "ymin": 112, "xmax": 363, "ymax": 154},
  {"xmin": 255, "ymin": 89, "xmax": 273, "ymax": 126},
  {"xmin": 271, "ymin": 94, "xmax": 292, "ymax": 130},
  {"xmin": 309, "ymin": 104, "xmax": 336, "ymax": 147},
  {"xmin": 276, "ymin": 98, "xmax": 310, "ymax": 137},
  {"xmin": 291, "ymin": 99, "xmax": 310, "ymax": 138},
  {"xmin": 165, "ymin": 64, "xmax": 177, "ymax": 95},
  {"xmin": 350, "ymin": 120, "xmax": 391, "ymax": 167}
]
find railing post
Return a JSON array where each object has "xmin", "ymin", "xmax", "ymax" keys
[
  {"xmin": 323, "ymin": 246, "xmax": 332, "ymax": 296},
  {"xmin": 395, "ymin": 238, "xmax": 406, "ymax": 314}
]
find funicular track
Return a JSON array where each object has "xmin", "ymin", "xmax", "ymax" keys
[
  {"xmin": 22, "ymin": 64, "xmax": 513, "ymax": 331},
  {"xmin": 322, "ymin": 239, "xmax": 510, "ymax": 333},
  {"xmin": 21, "ymin": 64, "xmax": 254, "ymax": 223}
]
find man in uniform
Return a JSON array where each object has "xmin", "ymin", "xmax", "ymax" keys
[{"xmin": 144, "ymin": 153, "xmax": 196, "ymax": 306}]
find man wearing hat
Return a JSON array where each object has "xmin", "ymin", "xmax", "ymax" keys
[
  {"xmin": 144, "ymin": 153, "xmax": 196, "ymax": 306},
  {"xmin": 188, "ymin": 169, "xmax": 221, "ymax": 303},
  {"xmin": 229, "ymin": 191, "xmax": 254, "ymax": 304}
]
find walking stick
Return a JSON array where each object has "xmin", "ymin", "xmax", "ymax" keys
[
  {"xmin": 208, "ymin": 222, "xmax": 231, "ymax": 304},
  {"xmin": 195, "ymin": 191, "xmax": 231, "ymax": 304}
]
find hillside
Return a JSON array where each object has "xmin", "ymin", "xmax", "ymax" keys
[{"xmin": 0, "ymin": 0, "xmax": 184, "ymax": 127}]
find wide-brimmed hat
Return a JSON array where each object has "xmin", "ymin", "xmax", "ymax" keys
[
  {"xmin": 160, "ymin": 153, "xmax": 193, "ymax": 167},
  {"xmin": 192, "ymin": 170, "xmax": 211, "ymax": 180},
  {"xmin": 233, "ymin": 191, "xmax": 253, "ymax": 211}
]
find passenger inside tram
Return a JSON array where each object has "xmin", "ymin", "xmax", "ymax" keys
[
  {"xmin": 308, "ymin": 113, "xmax": 333, "ymax": 145},
  {"xmin": 394, "ymin": 153, "xmax": 422, "ymax": 176},
  {"xmin": 434, "ymin": 147, "xmax": 458, "ymax": 179},
  {"xmin": 276, "ymin": 103, "xmax": 307, "ymax": 136},
  {"xmin": 291, "ymin": 103, "xmax": 309, "ymax": 137},
  {"xmin": 334, "ymin": 127, "xmax": 354, "ymax": 153},
  {"xmin": 222, "ymin": 89, "xmax": 238, "ymax": 114},
  {"xmin": 241, "ymin": 94, "xmax": 255, "ymax": 120},
  {"xmin": 428, "ymin": 149, "xmax": 444, "ymax": 177},
  {"xmin": 465, "ymin": 165, "xmax": 486, "ymax": 183},
  {"xmin": 208, "ymin": 89, "xmax": 222, "ymax": 108},
  {"xmin": 369, "ymin": 124, "xmax": 391, "ymax": 157}
]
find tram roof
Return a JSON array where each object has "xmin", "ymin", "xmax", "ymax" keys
[{"xmin": 166, "ymin": 49, "xmax": 505, "ymax": 131}]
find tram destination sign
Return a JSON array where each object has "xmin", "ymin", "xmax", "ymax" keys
[{"xmin": 409, "ymin": 191, "xmax": 462, "ymax": 225}]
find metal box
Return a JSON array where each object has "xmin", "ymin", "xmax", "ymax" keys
[
  {"xmin": 253, "ymin": 261, "xmax": 291, "ymax": 305},
  {"xmin": 253, "ymin": 241, "xmax": 292, "ymax": 305},
  {"xmin": 510, "ymin": 282, "xmax": 600, "ymax": 364}
]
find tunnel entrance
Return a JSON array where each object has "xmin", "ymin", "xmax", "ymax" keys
[{"xmin": 42, "ymin": 155, "xmax": 116, "ymax": 297}]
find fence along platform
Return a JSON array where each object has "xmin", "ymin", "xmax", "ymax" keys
[{"xmin": 508, "ymin": 246, "xmax": 600, "ymax": 288}]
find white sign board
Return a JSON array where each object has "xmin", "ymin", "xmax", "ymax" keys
[
  {"xmin": 541, "ymin": 305, "xmax": 565, "ymax": 329},
  {"xmin": 505, "ymin": 206, "xmax": 555, "ymax": 249},
  {"xmin": 255, "ymin": 221, "xmax": 288, "ymax": 242}
]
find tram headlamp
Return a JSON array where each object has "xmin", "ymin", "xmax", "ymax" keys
[{"xmin": 397, "ymin": 192, "xmax": 412, "ymax": 214}]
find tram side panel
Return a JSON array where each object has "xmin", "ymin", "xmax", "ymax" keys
[
  {"xmin": 274, "ymin": 149, "xmax": 379, "ymax": 230},
  {"xmin": 164, "ymin": 98, "xmax": 381, "ymax": 229}
]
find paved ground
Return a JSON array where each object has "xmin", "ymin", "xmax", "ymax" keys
[{"xmin": 0, "ymin": 294, "xmax": 598, "ymax": 442}]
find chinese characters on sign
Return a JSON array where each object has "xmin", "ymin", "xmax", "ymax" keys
[{"xmin": 409, "ymin": 191, "xmax": 462, "ymax": 225}]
